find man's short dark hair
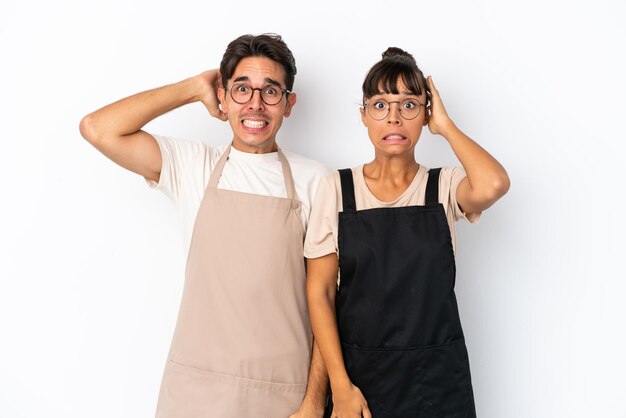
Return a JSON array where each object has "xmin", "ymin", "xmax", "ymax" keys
[{"xmin": 220, "ymin": 33, "xmax": 297, "ymax": 91}]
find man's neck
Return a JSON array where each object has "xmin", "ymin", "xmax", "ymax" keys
[{"xmin": 231, "ymin": 138, "xmax": 278, "ymax": 154}]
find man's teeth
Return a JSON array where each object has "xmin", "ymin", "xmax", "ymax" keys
[{"xmin": 243, "ymin": 120, "xmax": 266, "ymax": 128}]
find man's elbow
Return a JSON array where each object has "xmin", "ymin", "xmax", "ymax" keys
[{"xmin": 79, "ymin": 113, "xmax": 101, "ymax": 144}]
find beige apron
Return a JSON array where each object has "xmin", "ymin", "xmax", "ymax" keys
[{"xmin": 155, "ymin": 146, "xmax": 312, "ymax": 418}]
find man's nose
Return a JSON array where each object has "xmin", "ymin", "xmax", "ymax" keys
[{"xmin": 248, "ymin": 89, "xmax": 265, "ymax": 111}]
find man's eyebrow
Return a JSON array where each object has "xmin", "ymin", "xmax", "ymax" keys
[
  {"xmin": 264, "ymin": 78, "xmax": 282, "ymax": 87},
  {"xmin": 231, "ymin": 76, "xmax": 283, "ymax": 88}
]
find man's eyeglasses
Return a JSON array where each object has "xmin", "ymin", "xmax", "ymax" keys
[
  {"xmin": 226, "ymin": 83, "xmax": 290, "ymax": 106},
  {"xmin": 363, "ymin": 98, "xmax": 427, "ymax": 120}
]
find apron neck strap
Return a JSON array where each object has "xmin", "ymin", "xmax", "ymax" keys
[
  {"xmin": 208, "ymin": 145, "xmax": 232, "ymax": 188},
  {"xmin": 425, "ymin": 168, "xmax": 442, "ymax": 205},
  {"xmin": 277, "ymin": 148, "xmax": 297, "ymax": 200},
  {"xmin": 207, "ymin": 144, "xmax": 297, "ymax": 200},
  {"xmin": 338, "ymin": 168, "xmax": 356, "ymax": 213}
]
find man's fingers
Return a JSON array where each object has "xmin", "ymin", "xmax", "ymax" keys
[
  {"xmin": 211, "ymin": 109, "xmax": 228, "ymax": 121},
  {"xmin": 204, "ymin": 102, "xmax": 228, "ymax": 121}
]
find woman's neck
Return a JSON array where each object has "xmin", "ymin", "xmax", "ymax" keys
[
  {"xmin": 363, "ymin": 153, "xmax": 419, "ymax": 201},
  {"xmin": 365, "ymin": 153, "xmax": 418, "ymax": 181}
]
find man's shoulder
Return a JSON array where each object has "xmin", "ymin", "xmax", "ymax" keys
[{"xmin": 152, "ymin": 134, "xmax": 228, "ymax": 160}]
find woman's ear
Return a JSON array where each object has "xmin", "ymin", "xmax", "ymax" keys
[{"xmin": 360, "ymin": 106, "xmax": 368, "ymax": 127}]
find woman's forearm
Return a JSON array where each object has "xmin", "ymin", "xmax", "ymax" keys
[
  {"xmin": 306, "ymin": 256, "xmax": 352, "ymax": 390},
  {"xmin": 443, "ymin": 122, "xmax": 510, "ymax": 206}
]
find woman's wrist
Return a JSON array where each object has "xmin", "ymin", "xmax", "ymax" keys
[
  {"xmin": 329, "ymin": 373, "xmax": 353, "ymax": 393},
  {"xmin": 438, "ymin": 118, "xmax": 458, "ymax": 139}
]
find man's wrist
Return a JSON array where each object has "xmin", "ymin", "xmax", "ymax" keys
[
  {"xmin": 175, "ymin": 76, "xmax": 205, "ymax": 104},
  {"xmin": 299, "ymin": 395, "xmax": 326, "ymax": 414}
]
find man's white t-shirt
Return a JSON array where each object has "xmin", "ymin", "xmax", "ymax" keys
[{"xmin": 145, "ymin": 135, "xmax": 330, "ymax": 255}]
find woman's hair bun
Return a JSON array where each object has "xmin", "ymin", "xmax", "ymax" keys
[{"xmin": 381, "ymin": 47, "xmax": 417, "ymax": 65}]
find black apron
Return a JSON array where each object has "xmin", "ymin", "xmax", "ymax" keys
[{"xmin": 325, "ymin": 168, "xmax": 476, "ymax": 418}]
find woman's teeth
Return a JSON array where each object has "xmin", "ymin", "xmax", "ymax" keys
[{"xmin": 384, "ymin": 135, "xmax": 405, "ymax": 140}]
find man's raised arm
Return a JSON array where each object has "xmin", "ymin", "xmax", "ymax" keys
[{"xmin": 79, "ymin": 70, "xmax": 226, "ymax": 182}]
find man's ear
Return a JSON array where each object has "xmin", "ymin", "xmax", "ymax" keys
[
  {"xmin": 283, "ymin": 92, "xmax": 297, "ymax": 117},
  {"xmin": 218, "ymin": 87, "xmax": 228, "ymax": 113}
]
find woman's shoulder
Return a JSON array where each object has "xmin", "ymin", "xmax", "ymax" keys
[
  {"xmin": 438, "ymin": 166, "xmax": 467, "ymax": 185},
  {"xmin": 323, "ymin": 165, "xmax": 367, "ymax": 188}
]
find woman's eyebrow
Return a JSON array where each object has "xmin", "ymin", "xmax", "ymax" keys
[{"xmin": 371, "ymin": 92, "xmax": 420, "ymax": 99}]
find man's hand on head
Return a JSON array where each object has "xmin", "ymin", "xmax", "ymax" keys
[{"xmin": 195, "ymin": 69, "xmax": 228, "ymax": 121}]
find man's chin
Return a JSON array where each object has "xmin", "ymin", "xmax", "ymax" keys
[{"xmin": 232, "ymin": 137, "xmax": 277, "ymax": 153}]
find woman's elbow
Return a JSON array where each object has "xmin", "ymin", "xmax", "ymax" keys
[
  {"xmin": 470, "ymin": 174, "xmax": 511, "ymax": 210},
  {"xmin": 491, "ymin": 172, "xmax": 511, "ymax": 199}
]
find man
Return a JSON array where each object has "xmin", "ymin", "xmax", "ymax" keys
[{"xmin": 80, "ymin": 34, "xmax": 328, "ymax": 417}]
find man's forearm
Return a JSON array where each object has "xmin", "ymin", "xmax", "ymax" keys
[
  {"xmin": 301, "ymin": 340, "xmax": 329, "ymax": 413},
  {"xmin": 83, "ymin": 76, "xmax": 203, "ymax": 140}
]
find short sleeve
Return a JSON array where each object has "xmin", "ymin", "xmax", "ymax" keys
[
  {"xmin": 144, "ymin": 134, "xmax": 205, "ymax": 203},
  {"xmin": 304, "ymin": 173, "xmax": 340, "ymax": 258},
  {"xmin": 443, "ymin": 167, "xmax": 481, "ymax": 224}
]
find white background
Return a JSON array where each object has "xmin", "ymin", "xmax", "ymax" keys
[{"xmin": 1, "ymin": 0, "xmax": 624, "ymax": 417}]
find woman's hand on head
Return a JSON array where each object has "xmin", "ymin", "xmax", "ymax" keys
[{"xmin": 426, "ymin": 76, "xmax": 456, "ymax": 138}]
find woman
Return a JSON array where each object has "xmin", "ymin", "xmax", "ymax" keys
[{"xmin": 305, "ymin": 47, "xmax": 510, "ymax": 417}]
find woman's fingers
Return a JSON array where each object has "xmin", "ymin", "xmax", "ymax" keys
[
  {"xmin": 427, "ymin": 75, "xmax": 438, "ymax": 94},
  {"xmin": 362, "ymin": 406, "xmax": 373, "ymax": 418}
]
